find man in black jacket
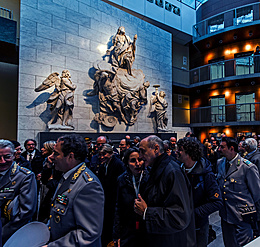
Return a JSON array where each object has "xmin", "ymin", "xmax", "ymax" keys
[
  {"xmin": 177, "ymin": 137, "xmax": 223, "ymax": 247},
  {"xmin": 134, "ymin": 135, "xmax": 196, "ymax": 247},
  {"xmin": 21, "ymin": 139, "xmax": 44, "ymax": 176}
]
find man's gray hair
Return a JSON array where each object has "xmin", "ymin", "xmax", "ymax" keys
[
  {"xmin": 147, "ymin": 135, "xmax": 164, "ymax": 153},
  {"xmin": 244, "ymin": 138, "xmax": 257, "ymax": 151},
  {"xmin": 99, "ymin": 143, "xmax": 113, "ymax": 154},
  {"xmin": 0, "ymin": 140, "xmax": 15, "ymax": 154}
]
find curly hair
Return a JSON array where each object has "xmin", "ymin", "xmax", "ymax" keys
[
  {"xmin": 177, "ymin": 137, "xmax": 202, "ymax": 161},
  {"xmin": 58, "ymin": 134, "xmax": 87, "ymax": 162}
]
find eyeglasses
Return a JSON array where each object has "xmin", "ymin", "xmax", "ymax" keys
[
  {"xmin": 0, "ymin": 154, "xmax": 13, "ymax": 161},
  {"xmin": 15, "ymin": 148, "xmax": 23, "ymax": 152},
  {"xmin": 27, "ymin": 144, "xmax": 35, "ymax": 146},
  {"xmin": 129, "ymin": 158, "xmax": 143, "ymax": 163}
]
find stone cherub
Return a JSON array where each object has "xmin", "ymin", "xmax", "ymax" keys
[
  {"xmin": 35, "ymin": 70, "xmax": 76, "ymax": 129},
  {"xmin": 106, "ymin": 26, "xmax": 137, "ymax": 76}
]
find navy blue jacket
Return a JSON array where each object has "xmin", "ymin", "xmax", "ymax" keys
[
  {"xmin": 113, "ymin": 169, "xmax": 149, "ymax": 247},
  {"xmin": 186, "ymin": 158, "xmax": 223, "ymax": 228}
]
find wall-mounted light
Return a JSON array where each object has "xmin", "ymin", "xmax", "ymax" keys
[
  {"xmin": 249, "ymin": 31, "xmax": 253, "ymax": 37},
  {"xmin": 245, "ymin": 44, "xmax": 252, "ymax": 51},
  {"xmin": 233, "ymin": 35, "xmax": 237, "ymax": 40},
  {"xmin": 224, "ymin": 90, "xmax": 230, "ymax": 97}
]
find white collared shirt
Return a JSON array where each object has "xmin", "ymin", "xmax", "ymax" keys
[{"xmin": 27, "ymin": 150, "xmax": 36, "ymax": 161}]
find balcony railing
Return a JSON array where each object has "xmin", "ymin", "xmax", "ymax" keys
[
  {"xmin": 190, "ymin": 55, "xmax": 260, "ymax": 84},
  {"xmin": 0, "ymin": 7, "xmax": 12, "ymax": 20},
  {"xmin": 193, "ymin": 2, "xmax": 260, "ymax": 42},
  {"xmin": 173, "ymin": 102, "xmax": 260, "ymax": 126}
]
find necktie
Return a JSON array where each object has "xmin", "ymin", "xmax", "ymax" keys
[{"xmin": 29, "ymin": 153, "xmax": 33, "ymax": 162}]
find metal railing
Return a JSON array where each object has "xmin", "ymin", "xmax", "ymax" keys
[
  {"xmin": 173, "ymin": 103, "xmax": 260, "ymax": 126},
  {"xmin": 0, "ymin": 7, "xmax": 12, "ymax": 20},
  {"xmin": 193, "ymin": 2, "xmax": 260, "ymax": 42},
  {"xmin": 190, "ymin": 55, "xmax": 259, "ymax": 84}
]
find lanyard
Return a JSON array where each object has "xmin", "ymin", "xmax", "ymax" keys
[{"xmin": 132, "ymin": 171, "xmax": 144, "ymax": 198}]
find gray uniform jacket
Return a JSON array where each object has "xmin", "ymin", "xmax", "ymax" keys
[
  {"xmin": 245, "ymin": 149, "xmax": 260, "ymax": 172},
  {"xmin": 217, "ymin": 154, "xmax": 260, "ymax": 225},
  {"xmin": 0, "ymin": 162, "xmax": 37, "ymax": 243},
  {"xmin": 48, "ymin": 163, "xmax": 104, "ymax": 247}
]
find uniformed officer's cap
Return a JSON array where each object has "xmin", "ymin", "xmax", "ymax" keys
[{"xmin": 4, "ymin": 222, "xmax": 50, "ymax": 247}]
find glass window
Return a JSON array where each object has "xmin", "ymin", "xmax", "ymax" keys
[
  {"xmin": 236, "ymin": 93, "xmax": 255, "ymax": 121},
  {"xmin": 235, "ymin": 6, "xmax": 253, "ymax": 25},
  {"xmin": 208, "ymin": 14, "xmax": 224, "ymax": 33},
  {"xmin": 210, "ymin": 96, "xmax": 225, "ymax": 123}
]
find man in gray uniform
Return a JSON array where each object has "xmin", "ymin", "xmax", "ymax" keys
[
  {"xmin": 42, "ymin": 134, "xmax": 104, "ymax": 247},
  {"xmin": 0, "ymin": 139, "xmax": 37, "ymax": 244},
  {"xmin": 217, "ymin": 137, "xmax": 260, "ymax": 246},
  {"xmin": 244, "ymin": 137, "xmax": 260, "ymax": 172}
]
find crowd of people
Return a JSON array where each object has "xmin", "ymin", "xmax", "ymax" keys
[{"xmin": 0, "ymin": 132, "xmax": 260, "ymax": 247}]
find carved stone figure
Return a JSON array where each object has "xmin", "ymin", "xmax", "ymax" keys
[
  {"xmin": 87, "ymin": 27, "xmax": 149, "ymax": 128},
  {"xmin": 35, "ymin": 70, "xmax": 76, "ymax": 130},
  {"xmin": 150, "ymin": 90, "xmax": 168, "ymax": 131},
  {"xmin": 106, "ymin": 26, "xmax": 137, "ymax": 76}
]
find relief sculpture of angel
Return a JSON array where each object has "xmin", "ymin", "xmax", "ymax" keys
[{"xmin": 35, "ymin": 70, "xmax": 76, "ymax": 130}]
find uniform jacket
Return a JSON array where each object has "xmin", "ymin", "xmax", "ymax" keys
[
  {"xmin": 141, "ymin": 153, "xmax": 196, "ymax": 247},
  {"xmin": 0, "ymin": 162, "xmax": 37, "ymax": 243},
  {"xmin": 113, "ymin": 169, "xmax": 149, "ymax": 247},
  {"xmin": 21, "ymin": 149, "xmax": 44, "ymax": 175},
  {"xmin": 186, "ymin": 158, "xmax": 223, "ymax": 228},
  {"xmin": 48, "ymin": 163, "xmax": 104, "ymax": 247},
  {"xmin": 245, "ymin": 149, "xmax": 260, "ymax": 172},
  {"xmin": 217, "ymin": 154, "xmax": 260, "ymax": 224}
]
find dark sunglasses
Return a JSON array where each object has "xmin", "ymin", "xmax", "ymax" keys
[{"xmin": 129, "ymin": 158, "xmax": 142, "ymax": 163}]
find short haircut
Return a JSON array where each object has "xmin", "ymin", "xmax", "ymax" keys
[
  {"xmin": 0, "ymin": 140, "xmax": 15, "ymax": 154},
  {"xmin": 147, "ymin": 135, "xmax": 164, "ymax": 153},
  {"xmin": 99, "ymin": 144, "xmax": 113, "ymax": 154},
  {"xmin": 185, "ymin": 131, "xmax": 195, "ymax": 137},
  {"xmin": 24, "ymin": 139, "xmax": 37, "ymax": 148},
  {"xmin": 221, "ymin": 137, "xmax": 238, "ymax": 152},
  {"xmin": 177, "ymin": 137, "xmax": 202, "ymax": 161},
  {"xmin": 133, "ymin": 136, "xmax": 141, "ymax": 142},
  {"xmin": 244, "ymin": 138, "xmax": 257, "ymax": 151},
  {"xmin": 58, "ymin": 134, "xmax": 87, "ymax": 162},
  {"xmin": 10, "ymin": 140, "xmax": 21, "ymax": 149},
  {"xmin": 123, "ymin": 147, "xmax": 139, "ymax": 167}
]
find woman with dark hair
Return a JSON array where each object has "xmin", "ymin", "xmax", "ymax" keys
[{"xmin": 113, "ymin": 147, "xmax": 149, "ymax": 247}]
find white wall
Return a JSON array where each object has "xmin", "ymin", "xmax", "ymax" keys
[{"xmin": 106, "ymin": 0, "xmax": 196, "ymax": 35}]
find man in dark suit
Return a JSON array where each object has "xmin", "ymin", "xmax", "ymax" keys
[
  {"xmin": 21, "ymin": 139, "xmax": 44, "ymax": 176},
  {"xmin": 97, "ymin": 144, "xmax": 125, "ymax": 246}
]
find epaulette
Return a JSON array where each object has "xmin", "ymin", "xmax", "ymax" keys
[
  {"xmin": 243, "ymin": 159, "xmax": 253, "ymax": 166},
  {"xmin": 11, "ymin": 162, "xmax": 18, "ymax": 175},
  {"xmin": 83, "ymin": 171, "xmax": 94, "ymax": 183},
  {"xmin": 19, "ymin": 166, "xmax": 32, "ymax": 175},
  {"xmin": 71, "ymin": 163, "xmax": 86, "ymax": 183}
]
